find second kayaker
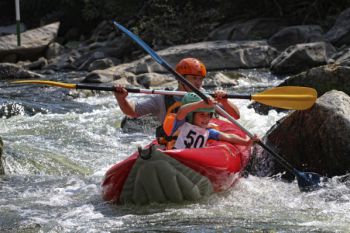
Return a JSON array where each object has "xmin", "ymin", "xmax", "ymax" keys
[{"xmin": 165, "ymin": 92, "xmax": 259, "ymax": 150}]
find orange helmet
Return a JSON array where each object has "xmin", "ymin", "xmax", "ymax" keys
[{"xmin": 175, "ymin": 58, "xmax": 206, "ymax": 78}]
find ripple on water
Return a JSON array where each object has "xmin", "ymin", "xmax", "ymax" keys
[{"xmin": 0, "ymin": 78, "xmax": 349, "ymax": 232}]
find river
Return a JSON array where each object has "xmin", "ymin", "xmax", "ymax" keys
[{"xmin": 0, "ymin": 70, "xmax": 349, "ymax": 232}]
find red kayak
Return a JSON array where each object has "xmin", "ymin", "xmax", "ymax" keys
[{"xmin": 101, "ymin": 118, "xmax": 251, "ymax": 204}]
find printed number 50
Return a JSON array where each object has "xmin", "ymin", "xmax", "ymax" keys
[{"xmin": 184, "ymin": 130, "xmax": 205, "ymax": 148}]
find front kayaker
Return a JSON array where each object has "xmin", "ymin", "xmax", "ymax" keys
[
  {"xmin": 114, "ymin": 57, "xmax": 241, "ymax": 144},
  {"xmin": 168, "ymin": 92, "xmax": 259, "ymax": 149}
]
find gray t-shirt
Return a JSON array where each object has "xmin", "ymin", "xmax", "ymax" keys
[
  {"xmin": 134, "ymin": 88, "xmax": 207, "ymax": 124},
  {"xmin": 134, "ymin": 95, "xmax": 183, "ymax": 124},
  {"xmin": 134, "ymin": 95, "xmax": 164, "ymax": 123}
]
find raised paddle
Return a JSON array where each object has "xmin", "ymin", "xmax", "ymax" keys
[
  {"xmin": 12, "ymin": 80, "xmax": 317, "ymax": 110},
  {"xmin": 112, "ymin": 20, "xmax": 323, "ymax": 192}
]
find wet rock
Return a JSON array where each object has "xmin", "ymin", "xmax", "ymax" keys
[
  {"xmin": 0, "ymin": 22, "xmax": 60, "ymax": 62},
  {"xmin": 280, "ymin": 64, "xmax": 350, "ymax": 96},
  {"xmin": 330, "ymin": 46, "xmax": 350, "ymax": 66},
  {"xmin": 43, "ymin": 53, "xmax": 77, "ymax": 71},
  {"xmin": 203, "ymin": 72, "xmax": 240, "ymax": 88},
  {"xmin": 24, "ymin": 57, "xmax": 48, "ymax": 70},
  {"xmin": 270, "ymin": 42, "xmax": 336, "ymax": 75},
  {"xmin": 85, "ymin": 40, "xmax": 278, "ymax": 87},
  {"xmin": 248, "ymin": 102, "xmax": 287, "ymax": 115},
  {"xmin": 268, "ymin": 25, "xmax": 324, "ymax": 51},
  {"xmin": 75, "ymin": 51, "xmax": 105, "ymax": 70},
  {"xmin": 132, "ymin": 40, "xmax": 278, "ymax": 73},
  {"xmin": 83, "ymin": 63, "xmax": 137, "ymax": 85},
  {"xmin": 0, "ymin": 137, "xmax": 3, "ymax": 175},
  {"xmin": 0, "ymin": 102, "xmax": 48, "ymax": 119},
  {"xmin": 45, "ymin": 42, "xmax": 65, "ymax": 60},
  {"xmin": 324, "ymin": 7, "xmax": 350, "ymax": 47},
  {"xmin": 88, "ymin": 58, "xmax": 115, "ymax": 71},
  {"xmin": 208, "ymin": 18, "xmax": 288, "ymax": 41},
  {"xmin": 0, "ymin": 63, "xmax": 43, "ymax": 79},
  {"xmin": 136, "ymin": 73, "xmax": 177, "ymax": 89},
  {"xmin": 248, "ymin": 90, "xmax": 350, "ymax": 178}
]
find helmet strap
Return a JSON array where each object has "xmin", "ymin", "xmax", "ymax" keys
[{"xmin": 186, "ymin": 113, "xmax": 193, "ymax": 124}]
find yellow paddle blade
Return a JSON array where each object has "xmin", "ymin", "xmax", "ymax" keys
[
  {"xmin": 252, "ymin": 86, "xmax": 317, "ymax": 110},
  {"xmin": 12, "ymin": 80, "xmax": 77, "ymax": 89}
]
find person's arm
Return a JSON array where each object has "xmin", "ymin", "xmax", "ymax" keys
[
  {"xmin": 217, "ymin": 132, "xmax": 259, "ymax": 146},
  {"xmin": 114, "ymin": 85, "xmax": 138, "ymax": 118},
  {"xmin": 214, "ymin": 90, "xmax": 240, "ymax": 119},
  {"xmin": 176, "ymin": 97, "xmax": 216, "ymax": 120}
]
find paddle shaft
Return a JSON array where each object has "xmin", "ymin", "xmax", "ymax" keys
[
  {"xmin": 112, "ymin": 21, "xmax": 307, "ymax": 181},
  {"xmin": 76, "ymin": 84, "xmax": 314, "ymax": 102},
  {"xmin": 76, "ymin": 83, "xmax": 252, "ymax": 99}
]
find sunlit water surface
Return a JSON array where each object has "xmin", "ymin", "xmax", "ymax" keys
[{"xmin": 0, "ymin": 71, "xmax": 349, "ymax": 232}]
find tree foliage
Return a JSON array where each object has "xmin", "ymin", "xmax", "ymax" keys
[{"xmin": 1, "ymin": 0, "xmax": 350, "ymax": 46}]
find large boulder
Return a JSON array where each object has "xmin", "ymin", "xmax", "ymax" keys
[
  {"xmin": 0, "ymin": 63, "xmax": 43, "ymax": 80},
  {"xmin": 85, "ymin": 40, "xmax": 278, "ymax": 84},
  {"xmin": 208, "ymin": 18, "xmax": 287, "ymax": 41},
  {"xmin": 248, "ymin": 90, "xmax": 350, "ymax": 178},
  {"xmin": 270, "ymin": 42, "xmax": 336, "ymax": 75},
  {"xmin": 329, "ymin": 46, "xmax": 350, "ymax": 66},
  {"xmin": 324, "ymin": 7, "xmax": 350, "ymax": 47},
  {"xmin": 0, "ymin": 22, "xmax": 60, "ymax": 62},
  {"xmin": 131, "ymin": 40, "xmax": 278, "ymax": 73},
  {"xmin": 280, "ymin": 64, "xmax": 350, "ymax": 97},
  {"xmin": 268, "ymin": 25, "xmax": 324, "ymax": 51}
]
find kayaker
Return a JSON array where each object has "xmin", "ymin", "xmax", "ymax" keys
[
  {"xmin": 114, "ymin": 57, "xmax": 241, "ymax": 144},
  {"xmin": 166, "ymin": 92, "xmax": 259, "ymax": 149}
]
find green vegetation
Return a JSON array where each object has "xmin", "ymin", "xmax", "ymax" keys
[{"xmin": 1, "ymin": 0, "xmax": 350, "ymax": 46}]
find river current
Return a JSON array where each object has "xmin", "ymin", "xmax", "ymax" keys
[{"xmin": 0, "ymin": 70, "xmax": 349, "ymax": 232}]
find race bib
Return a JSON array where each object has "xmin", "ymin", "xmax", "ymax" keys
[{"xmin": 174, "ymin": 122, "xmax": 209, "ymax": 149}]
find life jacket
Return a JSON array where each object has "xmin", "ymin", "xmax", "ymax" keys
[
  {"xmin": 155, "ymin": 94, "xmax": 181, "ymax": 147},
  {"xmin": 162, "ymin": 113, "xmax": 221, "ymax": 150}
]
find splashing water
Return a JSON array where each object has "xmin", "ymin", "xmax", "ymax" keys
[{"xmin": 0, "ymin": 71, "xmax": 349, "ymax": 232}]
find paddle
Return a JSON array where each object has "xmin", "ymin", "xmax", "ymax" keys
[
  {"xmin": 112, "ymin": 20, "xmax": 322, "ymax": 192},
  {"xmin": 12, "ymin": 80, "xmax": 316, "ymax": 110}
]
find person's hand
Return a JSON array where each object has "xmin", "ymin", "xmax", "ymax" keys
[
  {"xmin": 114, "ymin": 84, "xmax": 128, "ymax": 99},
  {"xmin": 199, "ymin": 96, "xmax": 217, "ymax": 108},
  {"xmin": 251, "ymin": 134, "xmax": 260, "ymax": 142},
  {"xmin": 247, "ymin": 134, "xmax": 260, "ymax": 145},
  {"xmin": 214, "ymin": 89, "xmax": 228, "ymax": 103}
]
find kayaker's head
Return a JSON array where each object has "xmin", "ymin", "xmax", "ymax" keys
[
  {"xmin": 176, "ymin": 58, "xmax": 206, "ymax": 90},
  {"xmin": 181, "ymin": 92, "xmax": 215, "ymax": 128}
]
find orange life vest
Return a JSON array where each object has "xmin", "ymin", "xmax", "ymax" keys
[{"xmin": 155, "ymin": 94, "xmax": 181, "ymax": 147}]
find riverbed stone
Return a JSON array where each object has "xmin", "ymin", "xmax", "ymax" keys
[
  {"xmin": 0, "ymin": 63, "xmax": 44, "ymax": 80},
  {"xmin": 280, "ymin": 64, "xmax": 350, "ymax": 96},
  {"xmin": 0, "ymin": 22, "xmax": 60, "ymax": 62},
  {"xmin": 0, "ymin": 137, "xmax": 4, "ymax": 175},
  {"xmin": 209, "ymin": 18, "xmax": 287, "ymax": 41},
  {"xmin": 132, "ymin": 40, "xmax": 278, "ymax": 73},
  {"xmin": 85, "ymin": 40, "xmax": 278, "ymax": 86},
  {"xmin": 270, "ymin": 42, "xmax": 336, "ymax": 75},
  {"xmin": 248, "ymin": 90, "xmax": 350, "ymax": 178},
  {"xmin": 268, "ymin": 25, "xmax": 324, "ymax": 51},
  {"xmin": 324, "ymin": 7, "xmax": 350, "ymax": 47},
  {"xmin": 136, "ymin": 73, "xmax": 177, "ymax": 89}
]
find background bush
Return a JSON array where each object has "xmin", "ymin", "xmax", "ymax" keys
[{"xmin": 1, "ymin": 0, "xmax": 350, "ymax": 46}]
